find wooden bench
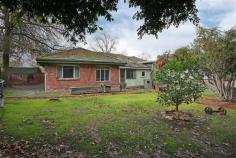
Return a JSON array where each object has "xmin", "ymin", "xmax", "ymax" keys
[{"xmin": 71, "ymin": 85, "xmax": 111, "ymax": 95}]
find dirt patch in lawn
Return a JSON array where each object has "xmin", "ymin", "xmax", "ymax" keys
[
  {"xmin": 41, "ymin": 119, "xmax": 55, "ymax": 129},
  {"xmin": 198, "ymin": 96, "xmax": 236, "ymax": 110},
  {"xmin": 160, "ymin": 110, "xmax": 195, "ymax": 122},
  {"xmin": 159, "ymin": 110, "xmax": 208, "ymax": 123},
  {"xmin": 86, "ymin": 124, "xmax": 101, "ymax": 144}
]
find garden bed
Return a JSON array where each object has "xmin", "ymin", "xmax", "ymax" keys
[{"xmin": 198, "ymin": 96, "xmax": 236, "ymax": 110}]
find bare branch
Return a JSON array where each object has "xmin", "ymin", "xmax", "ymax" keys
[
  {"xmin": 90, "ymin": 32, "xmax": 117, "ymax": 53},
  {"xmin": 13, "ymin": 32, "xmax": 62, "ymax": 51}
]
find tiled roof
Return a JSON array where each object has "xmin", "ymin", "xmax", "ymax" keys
[{"xmin": 37, "ymin": 47, "xmax": 152, "ymax": 69}]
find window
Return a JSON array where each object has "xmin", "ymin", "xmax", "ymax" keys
[
  {"xmin": 63, "ymin": 66, "xmax": 74, "ymax": 78},
  {"xmin": 57, "ymin": 65, "xmax": 80, "ymax": 79},
  {"xmin": 96, "ymin": 67, "xmax": 110, "ymax": 81},
  {"xmin": 126, "ymin": 69, "xmax": 136, "ymax": 79},
  {"xmin": 142, "ymin": 71, "xmax": 145, "ymax": 77}
]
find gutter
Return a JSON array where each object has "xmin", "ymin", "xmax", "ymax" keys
[
  {"xmin": 119, "ymin": 66, "xmax": 152, "ymax": 70},
  {"xmin": 141, "ymin": 61, "xmax": 155, "ymax": 64},
  {"xmin": 36, "ymin": 58, "xmax": 127, "ymax": 66}
]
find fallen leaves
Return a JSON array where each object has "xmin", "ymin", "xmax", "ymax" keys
[
  {"xmin": 42, "ymin": 119, "xmax": 55, "ymax": 129},
  {"xmin": 158, "ymin": 110, "xmax": 209, "ymax": 129},
  {"xmin": 86, "ymin": 124, "xmax": 101, "ymax": 144},
  {"xmin": 174, "ymin": 149, "xmax": 203, "ymax": 158},
  {"xmin": 160, "ymin": 110, "xmax": 194, "ymax": 122},
  {"xmin": 0, "ymin": 136, "xmax": 86, "ymax": 158},
  {"xmin": 0, "ymin": 139, "xmax": 28, "ymax": 157}
]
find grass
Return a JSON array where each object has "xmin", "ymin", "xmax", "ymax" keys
[
  {"xmin": 1, "ymin": 92, "xmax": 236, "ymax": 157},
  {"xmin": 202, "ymin": 89, "xmax": 218, "ymax": 97}
]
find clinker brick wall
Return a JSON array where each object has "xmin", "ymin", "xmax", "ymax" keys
[{"xmin": 45, "ymin": 64, "xmax": 120, "ymax": 92}]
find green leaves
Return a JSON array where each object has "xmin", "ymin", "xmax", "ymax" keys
[
  {"xmin": 193, "ymin": 27, "xmax": 236, "ymax": 101},
  {"xmin": 1, "ymin": 0, "xmax": 199, "ymax": 41},
  {"xmin": 155, "ymin": 47, "xmax": 205, "ymax": 111},
  {"xmin": 129, "ymin": 0, "xmax": 198, "ymax": 38}
]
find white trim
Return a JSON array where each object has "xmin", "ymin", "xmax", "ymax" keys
[
  {"xmin": 109, "ymin": 67, "xmax": 111, "ymax": 81},
  {"xmin": 119, "ymin": 66, "xmax": 120, "ymax": 83},
  {"xmin": 95, "ymin": 66, "xmax": 111, "ymax": 82},
  {"xmin": 44, "ymin": 66, "xmax": 47, "ymax": 92},
  {"xmin": 125, "ymin": 69, "xmax": 126, "ymax": 80},
  {"xmin": 119, "ymin": 66, "xmax": 152, "ymax": 70},
  {"xmin": 56, "ymin": 64, "xmax": 80, "ymax": 80}
]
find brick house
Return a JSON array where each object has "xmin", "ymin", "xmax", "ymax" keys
[{"xmin": 36, "ymin": 48, "xmax": 153, "ymax": 93}]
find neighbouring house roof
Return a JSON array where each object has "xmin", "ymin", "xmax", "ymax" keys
[
  {"xmin": 141, "ymin": 61, "xmax": 155, "ymax": 64},
  {"xmin": 6, "ymin": 67, "xmax": 39, "ymax": 74},
  {"xmin": 36, "ymin": 47, "xmax": 152, "ymax": 69}
]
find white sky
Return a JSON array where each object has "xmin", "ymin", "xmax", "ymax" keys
[{"xmin": 76, "ymin": 0, "xmax": 236, "ymax": 60}]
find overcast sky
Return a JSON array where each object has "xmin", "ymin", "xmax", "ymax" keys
[{"xmin": 78, "ymin": 0, "xmax": 236, "ymax": 60}]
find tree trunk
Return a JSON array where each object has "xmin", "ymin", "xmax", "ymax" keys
[
  {"xmin": 175, "ymin": 104, "xmax": 179, "ymax": 112},
  {"xmin": 2, "ymin": 8, "xmax": 12, "ymax": 83},
  {"xmin": 211, "ymin": 73, "xmax": 236, "ymax": 102},
  {"xmin": 3, "ymin": 43, "xmax": 10, "ymax": 71}
]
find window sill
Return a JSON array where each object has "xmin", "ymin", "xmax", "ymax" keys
[
  {"xmin": 96, "ymin": 80, "xmax": 111, "ymax": 82},
  {"xmin": 57, "ymin": 78, "xmax": 80, "ymax": 81}
]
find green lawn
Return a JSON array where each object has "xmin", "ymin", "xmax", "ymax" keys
[{"xmin": 0, "ymin": 92, "xmax": 236, "ymax": 157}]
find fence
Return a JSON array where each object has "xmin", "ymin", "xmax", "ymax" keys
[{"xmin": 5, "ymin": 67, "xmax": 44, "ymax": 85}]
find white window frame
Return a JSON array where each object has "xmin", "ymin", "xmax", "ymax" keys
[
  {"xmin": 57, "ymin": 65, "xmax": 80, "ymax": 80},
  {"xmin": 96, "ymin": 66, "xmax": 110, "ymax": 82}
]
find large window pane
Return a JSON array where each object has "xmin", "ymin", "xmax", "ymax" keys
[
  {"xmin": 96, "ymin": 67, "xmax": 110, "ymax": 81},
  {"xmin": 96, "ymin": 69, "xmax": 100, "ymax": 81},
  {"xmin": 105, "ymin": 69, "xmax": 109, "ymax": 80},
  {"xmin": 126, "ymin": 69, "xmax": 136, "ymax": 79},
  {"xmin": 101, "ymin": 69, "xmax": 105, "ymax": 81},
  {"xmin": 63, "ymin": 66, "xmax": 74, "ymax": 78}
]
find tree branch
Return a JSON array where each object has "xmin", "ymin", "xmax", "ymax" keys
[{"xmin": 13, "ymin": 32, "xmax": 63, "ymax": 51}]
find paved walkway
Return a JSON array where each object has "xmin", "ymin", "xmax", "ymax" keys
[{"xmin": 5, "ymin": 84, "xmax": 46, "ymax": 97}]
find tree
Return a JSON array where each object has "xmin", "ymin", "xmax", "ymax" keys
[
  {"xmin": 90, "ymin": 33, "xmax": 117, "ymax": 53},
  {"xmin": 155, "ymin": 47, "xmax": 205, "ymax": 111},
  {"xmin": 0, "ymin": 0, "xmax": 198, "ymax": 40},
  {"xmin": 0, "ymin": 0, "xmax": 199, "ymax": 70},
  {"xmin": 0, "ymin": 7, "xmax": 66, "ymax": 72},
  {"xmin": 193, "ymin": 27, "xmax": 236, "ymax": 101},
  {"xmin": 138, "ymin": 52, "xmax": 151, "ymax": 60}
]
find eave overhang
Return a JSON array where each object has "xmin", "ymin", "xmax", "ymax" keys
[{"xmin": 36, "ymin": 58, "xmax": 127, "ymax": 66}]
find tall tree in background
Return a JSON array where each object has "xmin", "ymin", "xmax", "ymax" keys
[
  {"xmin": 0, "ymin": 7, "xmax": 69, "ymax": 71},
  {"xmin": 194, "ymin": 27, "xmax": 236, "ymax": 101},
  {"xmin": 138, "ymin": 52, "xmax": 151, "ymax": 60},
  {"xmin": 90, "ymin": 33, "xmax": 117, "ymax": 53}
]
